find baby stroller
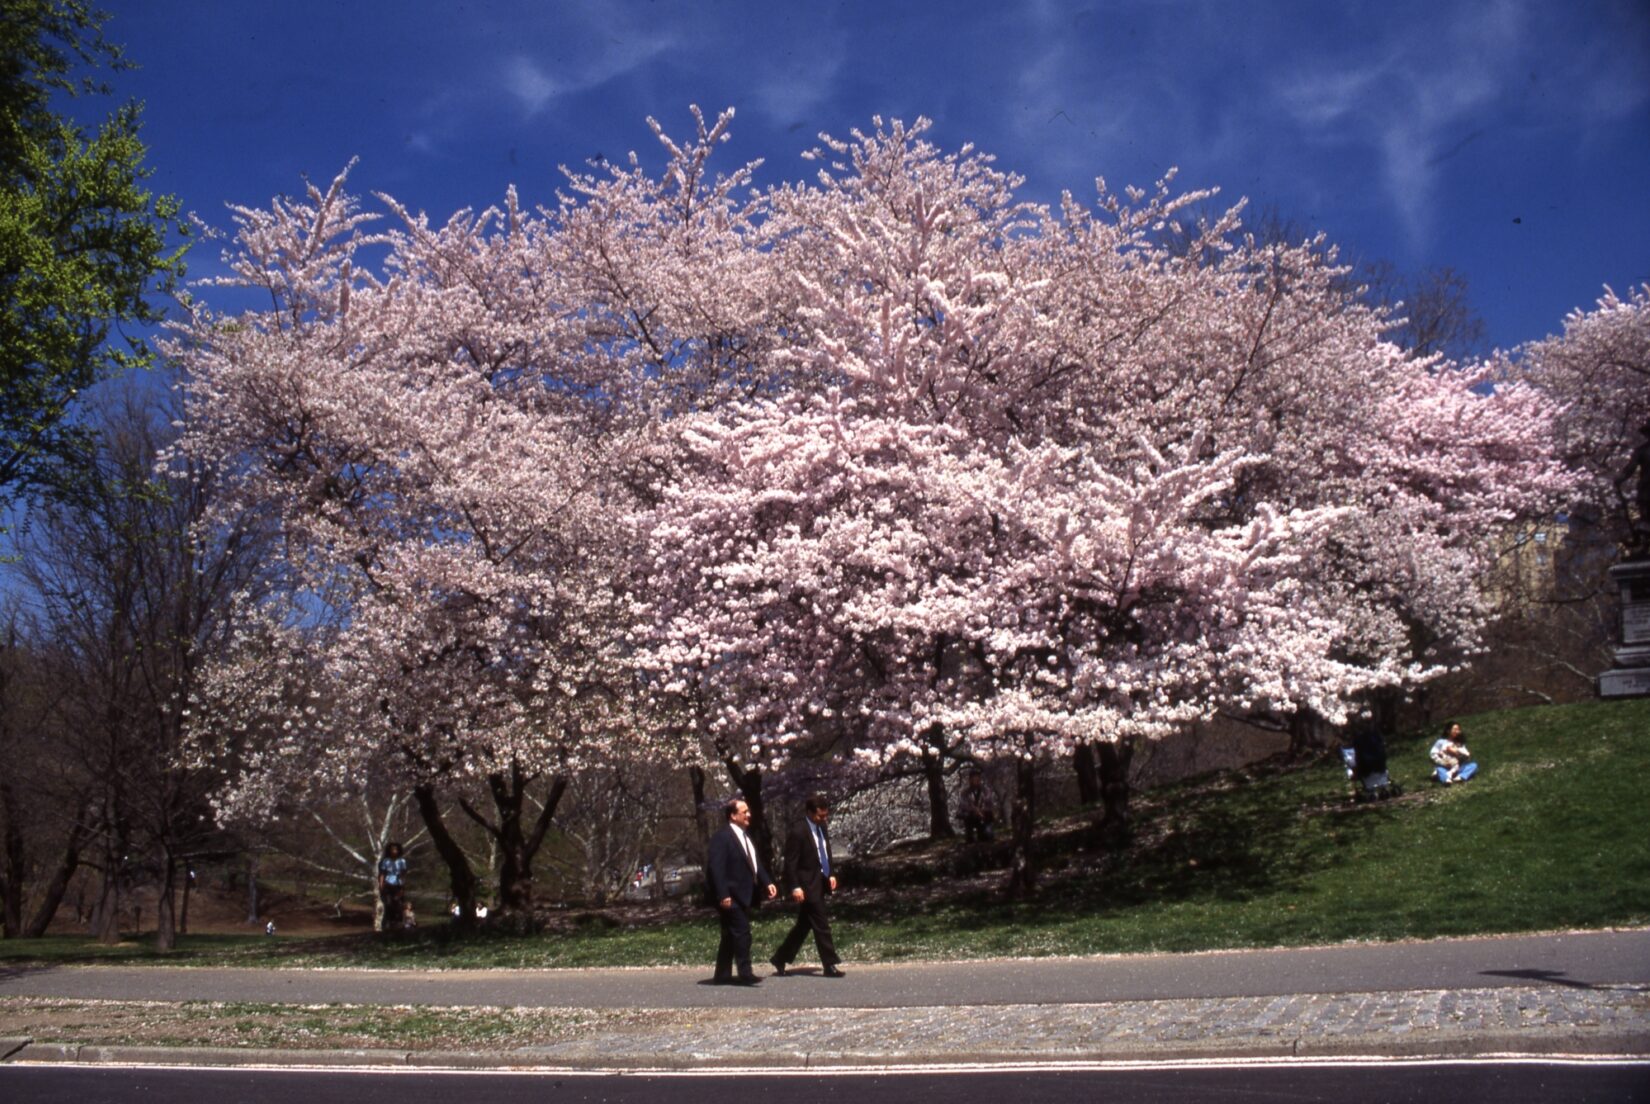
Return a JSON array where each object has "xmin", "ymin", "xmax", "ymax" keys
[{"xmin": 1341, "ymin": 729, "xmax": 1401, "ymax": 802}]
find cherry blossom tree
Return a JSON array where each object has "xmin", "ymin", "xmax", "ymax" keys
[
  {"xmin": 547, "ymin": 107, "xmax": 799, "ymax": 860},
  {"xmin": 1519, "ymin": 284, "xmax": 1650, "ymax": 554},
  {"xmin": 550, "ymin": 107, "xmax": 784, "ymax": 417},
  {"xmin": 178, "ymin": 108, "xmax": 1572, "ymax": 910},
  {"xmin": 636, "ymin": 116, "xmax": 1571, "ymax": 886},
  {"xmin": 186, "ymin": 604, "xmax": 435, "ymax": 928},
  {"xmin": 172, "ymin": 164, "xmax": 655, "ymax": 925}
]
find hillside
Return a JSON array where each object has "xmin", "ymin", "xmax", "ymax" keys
[{"xmin": 4, "ymin": 698, "xmax": 1647, "ymax": 969}]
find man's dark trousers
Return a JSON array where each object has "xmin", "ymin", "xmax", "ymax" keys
[
  {"xmin": 707, "ymin": 824, "xmax": 770, "ymax": 982},
  {"xmin": 772, "ymin": 816, "xmax": 840, "ymax": 969},
  {"xmin": 715, "ymin": 899, "xmax": 757, "ymax": 981}
]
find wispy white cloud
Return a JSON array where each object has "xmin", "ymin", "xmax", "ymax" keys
[
  {"xmin": 501, "ymin": 27, "xmax": 674, "ymax": 120},
  {"xmin": 1272, "ymin": 64, "xmax": 1391, "ymax": 130},
  {"xmin": 999, "ymin": 0, "xmax": 1645, "ymax": 250},
  {"xmin": 504, "ymin": 56, "xmax": 559, "ymax": 117},
  {"xmin": 1003, "ymin": 7, "xmax": 1150, "ymax": 192},
  {"xmin": 1271, "ymin": 55, "xmax": 1480, "ymax": 245},
  {"xmin": 1266, "ymin": 0, "xmax": 1648, "ymax": 248},
  {"xmin": 749, "ymin": 40, "xmax": 846, "ymax": 128},
  {"xmin": 401, "ymin": 13, "xmax": 682, "ymax": 155}
]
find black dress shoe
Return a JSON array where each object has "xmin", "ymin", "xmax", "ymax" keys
[
  {"xmin": 822, "ymin": 965, "xmax": 846, "ymax": 978},
  {"xmin": 769, "ymin": 959, "xmax": 788, "ymax": 976},
  {"xmin": 734, "ymin": 974, "xmax": 762, "ymax": 986}
]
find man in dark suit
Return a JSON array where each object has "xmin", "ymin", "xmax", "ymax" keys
[
  {"xmin": 769, "ymin": 793, "xmax": 845, "ymax": 978},
  {"xmin": 707, "ymin": 797, "xmax": 777, "ymax": 985}
]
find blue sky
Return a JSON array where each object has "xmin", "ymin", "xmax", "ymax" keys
[{"xmin": 93, "ymin": 0, "xmax": 1649, "ymax": 354}]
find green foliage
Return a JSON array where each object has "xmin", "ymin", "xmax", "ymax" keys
[
  {"xmin": 0, "ymin": 0, "xmax": 123, "ymax": 125},
  {"xmin": 0, "ymin": 0, "xmax": 185, "ymax": 499},
  {"xmin": 4, "ymin": 700, "xmax": 1646, "ymax": 967}
]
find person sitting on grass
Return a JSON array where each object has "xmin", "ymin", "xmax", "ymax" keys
[{"xmin": 1430, "ymin": 723, "xmax": 1478, "ymax": 785}]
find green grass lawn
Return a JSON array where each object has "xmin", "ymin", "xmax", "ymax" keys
[{"xmin": 5, "ymin": 698, "xmax": 1646, "ymax": 969}]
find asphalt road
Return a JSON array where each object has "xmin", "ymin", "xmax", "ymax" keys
[
  {"xmin": 2, "ymin": 1060, "xmax": 1647, "ymax": 1104},
  {"xmin": 2, "ymin": 928, "xmax": 1645, "ymax": 1009}
]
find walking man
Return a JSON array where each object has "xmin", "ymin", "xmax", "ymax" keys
[
  {"xmin": 707, "ymin": 797, "xmax": 777, "ymax": 985},
  {"xmin": 770, "ymin": 793, "xmax": 845, "ymax": 978}
]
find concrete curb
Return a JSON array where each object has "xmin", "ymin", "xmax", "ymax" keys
[
  {"xmin": 11, "ymin": 1043, "xmax": 413, "ymax": 1068},
  {"xmin": 6, "ymin": 1025, "xmax": 1646, "ymax": 1071},
  {"xmin": 6, "ymin": 976, "xmax": 1648, "ymax": 1072}
]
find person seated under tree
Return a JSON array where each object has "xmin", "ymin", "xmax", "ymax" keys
[{"xmin": 1430, "ymin": 723, "xmax": 1478, "ymax": 785}]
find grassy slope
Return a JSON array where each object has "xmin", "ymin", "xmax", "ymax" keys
[
  {"xmin": 4, "ymin": 698, "xmax": 1646, "ymax": 968},
  {"xmin": 873, "ymin": 696, "xmax": 1650, "ymax": 959}
]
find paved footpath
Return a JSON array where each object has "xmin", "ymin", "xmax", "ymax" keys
[{"xmin": 2, "ymin": 929, "xmax": 1647, "ymax": 1069}]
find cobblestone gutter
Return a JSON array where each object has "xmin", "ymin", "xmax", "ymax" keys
[
  {"xmin": 509, "ymin": 985, "xmax": 1650, "ymax": 1066},
  {"xmin": 5, "ymin": 985, "xmax": 1648, "ymax": 1069}
]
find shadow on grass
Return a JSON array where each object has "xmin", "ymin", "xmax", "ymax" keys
[
  {"xmin": 833, "ymin": 754, "xmax": 1355, "ymax": 942},
  {"xmin": 1035, "ymin": 765, "xmax": 1344, "ymax": 921}
]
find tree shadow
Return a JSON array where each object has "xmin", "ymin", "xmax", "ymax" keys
[
  {"xmin": 835, "ymin": 756, "xmax": 1360, "ymax": 933},
  {"xmin": 1479, "ymin": 968, "xmax": 1598, "ymax": 990},
  {"xmin": 0, "ymin": 963, "xmax": 56, "ymax": 982},
  {"xmin": 1034, "ymin": 772, "xmax": 1339, "ymax": 918}
]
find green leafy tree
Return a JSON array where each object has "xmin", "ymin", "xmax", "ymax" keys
[{"xmin": 0, "ymin": 0, "xmax": 184, "ymax": 500}]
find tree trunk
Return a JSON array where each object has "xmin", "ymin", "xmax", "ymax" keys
[
  {"xmin": 1074, "ymin": 741, "xmax": 1100, "ymax": 806},
  {"xmin": 0, "ymin": 774, "xmax": 23, "ymax": 938},
  {"xmin": 153, "ymin": 852, "xmax": 176, "ymax": 951},
  {"xmin": 1288, "ymin": 710, "xmax": 1328, "ymax": 758},
  {"xmin": 178, "ymin": 864, "xmax": 192, "ymax": 935},
  {"xmin": 414, "ymin": 784, "xmax": 478, "ymax": 930},
  {"xmin": 1005, "ymin": 756, "xmax": 1037, "ymax": 898},
  {"xmin": 24, "ymin": 817, "xmax": 87, "ymax": 937},
  {"xmin": 1368, "ymin": 687, "xmax": 1401, "ymax": 738},
  {"xmin": 491, "ymin": 770, "xmax": 529, "ymax": 919},
  {"xmin": 486, "ymin": 765, "xmax": 567, "ymax": 928},
  {"xmin": 91, "ymin": 863, "xmax": 120, "ymax": 944},
  {"xmin": 688, "ymin": 765, "xmax": 711, "ymax": 855},
  {"xmin": 90, "ymin": 804, "xmax": 123, "ymax": 945},
  {"xmin": 245, "ymin": 851, "xmax": 260, "ymax": 925},
  {"xmin": 1411, "ymin": 682, "xmax": 1434, "ymax": 733},
  {"xmin": 722, "ymin": 757, "xmax": 773, "ymax": 869},
  {"xmin": 921, "ymin": 725, "xmax": 955, "ymax": 840},
  {"xmin": 1097, "ymin": 737, "xmax": 1135, "ymax": 850}
]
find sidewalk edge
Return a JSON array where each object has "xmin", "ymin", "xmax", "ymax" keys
[{"xmin": 5, "ymin": 1027, "xmax": 1646, "ymax": 1071}]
